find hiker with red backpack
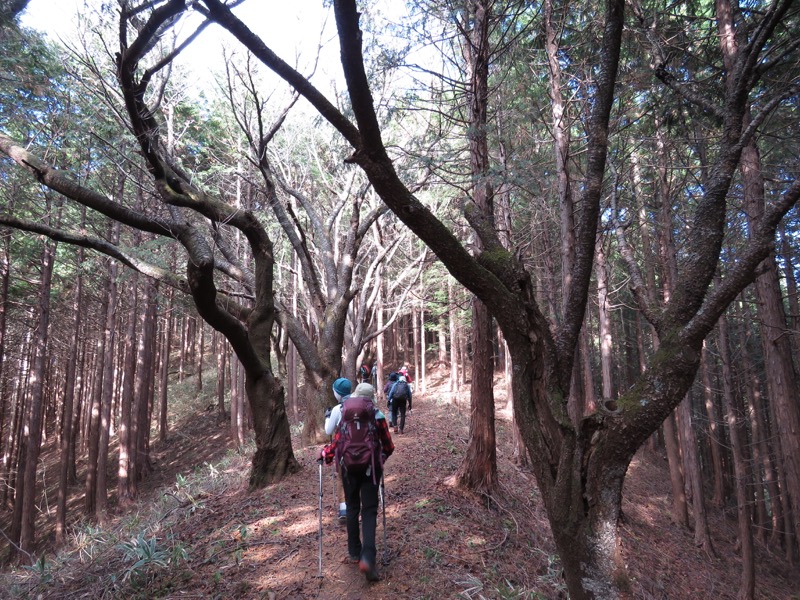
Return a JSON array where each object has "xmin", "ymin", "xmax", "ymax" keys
[
  {"xmin": 319, "ymin": 383, "xmax": 394, "ymax": 582},
  {"xmin": 398, "ymin": 364, "xmax": 413, "ymax": 384}
]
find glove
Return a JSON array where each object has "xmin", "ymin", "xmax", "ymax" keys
[{"xmin": 319, "ymin": 447, "xmax": 333, "ymax": 464}]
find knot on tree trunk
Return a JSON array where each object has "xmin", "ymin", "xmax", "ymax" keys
[{"xmin": 599, "ymin": 398, "xmax": 623, "ymax": 416}]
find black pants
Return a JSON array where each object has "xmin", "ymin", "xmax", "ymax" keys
[
  {"xmin": 342, "ymin": 468, "xmax": 381, "ymax": 563},
  {"xmin": 391, "ymin": 398, "xmax": 407, "ymax": 432}
]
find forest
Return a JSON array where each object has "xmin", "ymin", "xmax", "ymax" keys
[{"xmin": 0, "ymin": 0, "xmax": 799, "ymax": 598}]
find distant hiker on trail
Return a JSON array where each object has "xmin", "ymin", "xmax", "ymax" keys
[
  {"xmin": 386, "ymin": 371, "xmax": 412, "ymax": 434},
  {"xmin": 324, "ymin": 377, "xmax": 352, "ymax": 521},
  {"xmin": 358, "ymin": 363, "xmax": 371, "ymax": 383},
  {"xmin": 398, "ymin": 364, "xmax": 413, "ymax": 384},
  {"xmin": 320, "ymin": 383, "xmax": 394, "ymax": 582}
]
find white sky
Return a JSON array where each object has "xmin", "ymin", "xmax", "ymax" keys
[
  {"xmin": 19, "ymin": 0, "xmax": 343, "ymax": 89},
  {"xmin": 19, "ymin": 0, "xmax": 83, "ymax": 41},
  {"xmin": 18, "ymin": 0, "xmax": 426, "ymax": 129}
]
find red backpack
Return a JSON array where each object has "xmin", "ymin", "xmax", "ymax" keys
[{"xmin": 335, "ymin": 395, "xmax": 382, "ymax": 483}]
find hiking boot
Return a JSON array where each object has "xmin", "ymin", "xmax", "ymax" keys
[
  {"xmin": 345, "ymin": 554, "xmax": 359, "ymax": 563},
  {"xmin": 393, "ymin": 427, "xmax": 398, "ymax": 433},
  {"xmin": 359, "ymin": 557, "xmax": 379, "ymax": 582},
  {"xmin": 338, "ymin": 508, "xmax": 347, "ymax": 522}
]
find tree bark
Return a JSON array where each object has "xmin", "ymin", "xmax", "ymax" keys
[
  {"xmin": 3, "ymin": 340, "xmax": 28, "ymax": 511},
  {"xmin": 117, "ymin": 280, "xmax": 138, "ymax": 504},
  {"xmin": 437, "ymin": 311, "xmax": 447, "ymax": 365},
  {"xmin": 740, "ymin": 306, "xmax": 784, "ymax": 547},
  {"xmin": 230, "ymin": 352, "xmax": 241, "ymax": 445},
  {"xmin": 662, "ymin": 409, "xmax": 689, "ymax": 525},
  {"xmin": 144, "ymin": 294, "xmax": 159, "ymax": 470},
  {"xmin": 216, "ymin": 332, "xmax": 227, "ymax": 421},
  {"xmin": 718, "ymin": 316, "xmax": 755, "ymax": 599},
  {"xmin": 678, "ymin": 393, "xmax": 716, "ymax": 556},
  {"xmin": 157, "ymin": 287, "xmax": 174, "ymax": 442},
  {"xmin": 96, "ymin": 249, "xmax": 119, "ymax": 516},
  {"xmin": 456, "ymin": 297, "xmax": 497, "ymax": 492},
  {"xmin": 178, "ymin": 312, "xmax": 188, "ymax": 383},
  {"xmin": 0, "ymin": 239, "xmax": 11, "ymax": 496},
  {"xmin": 780, "ymin": 223, "xmax": 799, "ymax": 339},
  {"xmin": 196, "ymin": 321, "xmax": 204, "ymax": 395},
  {"xmin": 418, "ymin": 301, "xmax": 426, "ymax": 395},
  {"xmin": 247, "ymin": 371, "xmax": 299, "ymax": 488},
  {"xmin": 232, "ymin": 352, "xmax": 244, "ymax": 425},
  {"xmin": 447, "ymin": 278, "xmax": 458, "ymax": 397},
  {"xmin": 700, "ymin": 341, "xmax": 726, "ymax": 507},
  {"xmin": 287, "ymin": 254, "xmax": 299, "ymax": 419},
  {"xmin": 453, "ymin": 0, "xmax": 497, "ymax": 493},
  {"xmin": 749, "ymin": 243, "xmax": 800, "ymax": 558},
  {"xmin": 131, "ymin": 280, "xmax": 157, "ymax": 494},
  {"xmin": 596, "ymin": 237, "xmax": 615, "ymax": 400},
  {"xmin": 68, "ymin": 339, "xmax": 86, "ymax": 485},
  {"xmin": 16, "ymin": 237, "xmax": 55, "ymax": 557},
  {"xmin": 56, "ymin": 245, "xmax": 83, "ymax": 545},
  {"xmin": 85, "ymin": 262, "xmax": 114, "ymax": 518},
  {"xmin": 412, "ymin": 303, "xmax": 420, "ymax": 392}
]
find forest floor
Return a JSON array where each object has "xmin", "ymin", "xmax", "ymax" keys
[{"xmin": 1, "ymin": 364, "xmax": 799, "ymax": 599}]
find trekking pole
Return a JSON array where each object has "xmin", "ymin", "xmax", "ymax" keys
[
  {"xmin": 317, "ymin": 459, "xmax": 324, "ymax": 577},
  {"xmin": 331, "ymin": 465, "xmax": 337, "ymax": 515},
  {"xmin": 380, "ymin": 472, "xmax": 389, "ymax": 565},
  {"xmin": 328, "ymin": 435, "xmax": 336, "ymax": 515}
]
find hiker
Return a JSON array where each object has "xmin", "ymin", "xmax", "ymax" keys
[
  {"xmin": 398, "ymin": 364, "xmax": 413, "ymax": 384},
  {"xmin": 320, "ymin": 383, "xmax": 394, "ymax": 582},
  {"xmin": 383, "ymin": 372, "xmax": 398, "ymax": 427},
  {"xmin": 358, "ymin": 363, "xmax": 371, "ymax": 383},
  {"xmin": 324, "ymin": 377, "xmax": 352, "ymax": 521},
  {"xmin": 387, "ymin": 372, "xmax": 412, "ymax": 434}
]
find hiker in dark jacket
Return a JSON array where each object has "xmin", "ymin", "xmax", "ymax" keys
[
  {"xmin": 387, "ymin": 373, "xmax": 412, "ymax": 434},
  {"xmin": 320, "ymin": 383, "xmax": 394, "ymax": 581}
]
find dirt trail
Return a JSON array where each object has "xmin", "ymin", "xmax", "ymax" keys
[
  {"xmin": 230, "ymin": 394, "xmax": 545, "ymax": 600},
  {"xmin": 124, "ymin": 387, "xmax": 560, "ymax": 600}
]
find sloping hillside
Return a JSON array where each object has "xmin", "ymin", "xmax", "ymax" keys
[{"xmin": 2, "ymin": 369, "xmax": 798, "ymax": 599}]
